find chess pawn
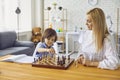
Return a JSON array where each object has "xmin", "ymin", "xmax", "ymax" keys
[
  {"xmin": 54, "ymin": 55, "xmax": 57, "ymax": 65},
  {"xmin": 59, "ymin": 60, "xmax": 63, "ymax": 66},
  {"xmin": 65, "ymin": 55, "xmax": 70, "ymax": 63},
  {"xmin": 44, "ymin": 54, "xmax": 47, "ymax": 61},
  {"xmin": 74, "ymin": 60, "xmax": 78, "ymax": 68},
  {"xmin": 53, "ymin": 54, "xmax": 56, "ymax": 62},
  {"xmin": 38, "ymin": 57, "xmax": 41, "ymax": 63},
  {"xmin": 47, "ymin": 54, "xmax": 51, "ymax": 60},
  {"xmin": 34, "ymin": 58, "xmax": 36, "ymax": 63},
  {"xmin": 57, "ymin": 56, "xmax": 60, "ymax": 65},
  {"xmin": 62, "ymin": 56, "xmax": 66, "ymax": 64},
  {"xmin": 68, "ymin": 55, "xmax": 70, "ymax": 60},
  {"xmin": 41, "ymin": 55, "xmax": 44, "ymax": 61}
]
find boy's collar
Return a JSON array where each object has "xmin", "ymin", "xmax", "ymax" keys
[{"xmin": 43, "ymin": 42, "xmax": 53, "ymax": 48}]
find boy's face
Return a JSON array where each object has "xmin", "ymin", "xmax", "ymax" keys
[{"xmin": 45, "ymin": 36, "xmax": 55, "ymax": 47}]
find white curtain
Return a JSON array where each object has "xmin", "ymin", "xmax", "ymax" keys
[{"xmin": 0, "ymin": 0, "xmax": 32, "ymax": 32}]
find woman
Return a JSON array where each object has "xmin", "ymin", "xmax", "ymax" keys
[{"xmin": 76, "ymin": 8, "xmax": 120, "ymax": 70}]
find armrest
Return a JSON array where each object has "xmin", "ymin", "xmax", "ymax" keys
[{"xmin": 14, "ymin": 41, "xmax": 35, "ymax": 48}]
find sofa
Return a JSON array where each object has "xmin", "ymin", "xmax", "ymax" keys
[{"xmin": 0, "ymin": 31, "xmax": 35, "ymax": 56}]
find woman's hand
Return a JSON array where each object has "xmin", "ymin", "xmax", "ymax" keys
[
  {"xmin": 77, "ymin": 55, "xmax": 84, "ymax": 64},
  {"xmin": 77, "ymin": 55, "xmax": 99, "ymax": 67}
]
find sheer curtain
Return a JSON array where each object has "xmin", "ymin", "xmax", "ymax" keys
[{"xmin": 0, "ymin": 0, "xmax": 32, "ymax": 32}]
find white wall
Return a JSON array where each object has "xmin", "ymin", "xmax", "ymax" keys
[
  {"xmin": 2, "ymin": 0, "xmax": 32, "ymax": 32},
  {"xmin": 44, "ymin": 0, "xmax": 120, "ymax": 32},
  {"xmin": 22, "ymin": 0, "xmax": 120, "ymax": 40}
]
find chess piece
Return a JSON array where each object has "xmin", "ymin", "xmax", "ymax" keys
[
  {"xmin": 57, "ymin": 56, "xmax": 60, "ymax": 61},
  {"xmin": 53, "ymin": 54, "xmax": 56, "ymax": 62},
  {"xmin": 34, "ymin": 58, "xmax": 36, "ymax": 63},
  {"xmin": 57, "ymin": 56, "xmax": 60, "ymax": 65},
  {"xmin": 59, "ymin": 60, "xmax": 63, "ymax": 66},
  {"xmin": 68, "ymin": 55, "xmax": 70, "ymax": 61},
  {"xmin": 38, "ymin": 57, "xmax": 40, "ymax": 63},
  {"xmin": 74, "ymin": 60, "xmax": 78, "ymax": 68},
  {"xmin": 44, "ymin": 54, "xmax": 47, "ymax": 61},
  {"xmin": 62, "ymin": 56, "xmax": 66, "ymax": 64}
]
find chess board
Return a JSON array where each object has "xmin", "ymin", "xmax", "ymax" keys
[{"xmin": 32, "ymin": 55, "xmax": 74, "ymax": 70}]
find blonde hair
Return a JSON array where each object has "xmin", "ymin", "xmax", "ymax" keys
[{"xmin": 87, "ymin": 8, "xmax": 109, "ymax": 52}]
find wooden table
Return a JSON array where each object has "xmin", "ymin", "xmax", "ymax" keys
[{"xmin": 0, "ymin": 56, "xmax": 120, "ymax": 80}]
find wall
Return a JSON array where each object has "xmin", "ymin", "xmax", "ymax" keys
[
  {"xmin": 44, "ymin": 0, "xmax": 120, "ymax": 53},
  {"xmin": 1, "ymin": 0, "xmax": 32, "ymax": 32},
  {"xmin": 14, "ymin": 0, "xmax": 120, "ymax": 41},
  {"xmin": 44, "ymin": 0, "xmax": 120, "ymax": 32},
  {"xmin": 19, "ymin": 31, "xmax": 32, "ymax": 41}
]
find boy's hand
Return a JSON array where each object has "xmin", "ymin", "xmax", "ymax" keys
[{"xmin": 46, "ymin": 48, "xmax": 55, "ymax": 54}]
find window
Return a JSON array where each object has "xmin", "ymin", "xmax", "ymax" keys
[{"xmin": 0, "ymin": 0, "xmax": 32, "ymax": 32}]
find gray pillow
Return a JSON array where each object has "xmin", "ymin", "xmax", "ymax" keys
[{"xmin": 0, "ymin": 31, "xmax": 17, "ymax": 49}]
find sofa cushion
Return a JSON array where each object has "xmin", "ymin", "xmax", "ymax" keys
[
  {"xmin": 14, "ymin": 41, "xmax": 35, "ymax": 48},
  {"xmin": 0, "ymin": 31, "xmax": 17, "ymax": 50},
  {"xmin": 0, "ymin": 47, "xmax": 29, "ymax": 56}
]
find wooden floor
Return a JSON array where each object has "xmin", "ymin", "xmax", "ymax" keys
[{"xmin": 0, "ymin": 56, "xmax": 120, "ymax": 80}]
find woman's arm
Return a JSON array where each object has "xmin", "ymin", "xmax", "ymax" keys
[
  {"xmin": 78, "ymin": 38, "xmax": 119, "ymax": 70},
  {"xmin": 84, "ymin": 61, "xmax": 99, "ymax": 67},
  {"xmin": 98, "ymin": 37, "xmax": 119, "ymax": 70}
]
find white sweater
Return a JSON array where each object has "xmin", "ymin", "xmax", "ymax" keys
[{"xmin": 77, "ymin": 30, "xmax": 120, "ymax": 70}]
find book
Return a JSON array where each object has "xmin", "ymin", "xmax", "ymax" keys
[{"xmin": 1, "ymin": 54, "xmax": 34, "ymax": 64}]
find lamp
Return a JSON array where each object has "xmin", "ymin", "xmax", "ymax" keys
[{"xmin": 15, "ymin": 0, "xmax": 21, "ymax": 40}]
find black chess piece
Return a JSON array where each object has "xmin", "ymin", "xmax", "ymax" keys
[
  {"xmin": 34, "ymin": 58, "xmax": 36, "ymax": 63},
  {"xmin": 59, "ymin": 60, "xmax": 63, "ymax": 66},
  {"xmin": 68, "ymin": 55, "xmax": 70, "ymax": 60},
  {"xmin": 38, "ymin": 57, "xmax": 42, "ymax": 61},
  {"xmin": 40, "ymin": 57, "xmax": 42, "ymax": 61},
  {"xmin": 62, "ymin": 56, "xmax": 66, "ymax": 64},
  {"xmin": 57, "ymin": 60, "xmax": 59, "ymax": 65},
  {"xmin": 57, "ymin": 56, "xmax": 60, "ymax": 61}
]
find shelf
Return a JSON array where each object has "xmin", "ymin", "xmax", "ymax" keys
[
  {"xmin": 44, "ymin": 5, "xmax": 67, "ymax": 54},
  {"xmin": 66, "ymin": 32, "xmax": 79, "ymax": 35},
  {"xmin": 44, "ymin": 8, "xmax": 67, "ymax": 31}
]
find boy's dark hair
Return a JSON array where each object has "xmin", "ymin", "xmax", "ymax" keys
[{"xmin": 42, "ymin": 28, "xmax": 57, "ymax": 42}]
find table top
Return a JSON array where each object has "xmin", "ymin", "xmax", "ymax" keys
[{"xmin": 0, "ymin": 55, "xmax": 120, "ymax": 80}]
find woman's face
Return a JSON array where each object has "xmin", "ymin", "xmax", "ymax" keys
[
  {"xmin": 45, "ymin": 36, "xmax": 55, "ymax": 47},
  {"xmin": 86, "ymin": 15, "xmax": 94, "ymax": 30}
]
